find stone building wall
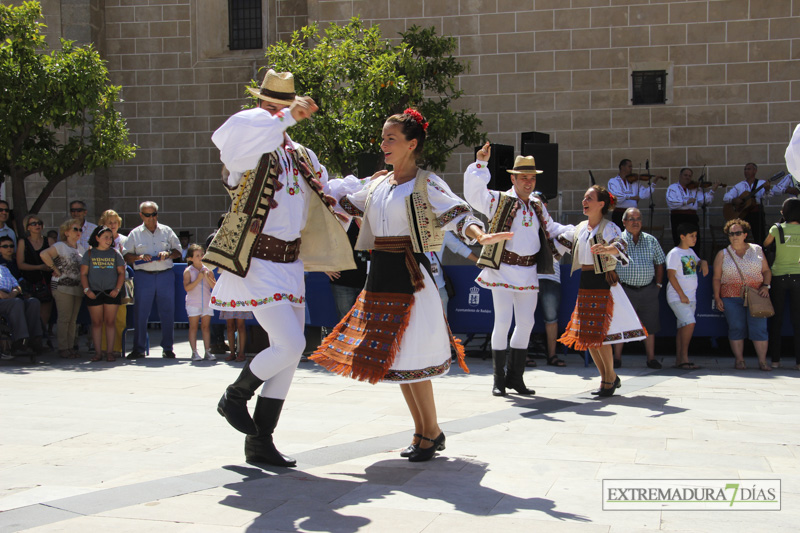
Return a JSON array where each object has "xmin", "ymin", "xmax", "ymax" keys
[
  {"xmin": 17, "ymin": 0, "xmax": 800, "ymax": 241},
  {"xmin": 18, "ymin": 0, "xmax": 309, "ymax": 239},
  {"xmin": 310, "ymin": 0, "xmax": 800, "ymax": 228}
]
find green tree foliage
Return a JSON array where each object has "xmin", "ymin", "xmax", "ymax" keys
[
  {"xmin": 263, "ymin": 17, "xmax": 484, "ymax": 176},
  {"xmin": 0, "ymin": 1, "xmax": 135, "ymax": 222}
]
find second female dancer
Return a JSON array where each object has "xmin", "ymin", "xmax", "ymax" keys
[
  {"xmin": 311, "ymin": 109, "xmax": 511, "ymax": 462},
  {"xmin": 557, "ymin": 185, "xmax": 647, "ymax": 397}
]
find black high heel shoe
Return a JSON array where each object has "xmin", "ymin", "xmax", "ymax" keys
[
  {"xmin": 591, "ymin": 381, "xmax": 611, "ymax": 396},
  {"xmin": 408, "ymin": 432, "xmax": 446, "ymax": 462},
  {"xmin": 399, "ymin": 433, "xmax": 422, "ymax": 458},
  {"xmin": 597, "ymin": 381, "xmax": 616, "ymax": 397},
  {"xmin": 591, "ymin": 376, "xmax": 621, "ymax": 396}
]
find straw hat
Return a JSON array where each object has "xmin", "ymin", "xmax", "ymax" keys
[
  {"xmin": 507, "ymin": 155, "xmax": 544, "ymax": 175},
  {"xmin": 246, "ymin": 69, "xmax": 296, "ymax": 105}
]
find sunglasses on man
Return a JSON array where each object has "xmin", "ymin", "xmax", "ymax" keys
[{"xmin": 141, "ymin": 212, "xmax": 158, "ymax": 218}]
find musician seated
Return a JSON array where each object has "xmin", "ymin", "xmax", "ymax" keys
[
  {"xmin": 722, "ymin": 162, "xmax": 773, "ymax": 244},
  {"xmin": 666, "ymin": 168, "xmax": 721, "ymax": 246},
  {"xmin": 772, "ymin": 173, "xmax": 799, "ymax": 197}
]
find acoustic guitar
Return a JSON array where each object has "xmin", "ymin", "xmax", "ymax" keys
[{"xmin": 722, "ymin": 171, "xmax": 785, "ymax": 221}]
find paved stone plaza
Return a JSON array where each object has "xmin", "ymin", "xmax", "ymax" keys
[{"xmin": 1, "ymin": 330, "xmax": 798, "ymax": 532}]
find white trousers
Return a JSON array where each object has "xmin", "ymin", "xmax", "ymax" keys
[
  {"xmin": 490, "ymin": 290, "xmax": 539, "ymax": 351},
  {"xmin": 250, "ymin": 304, "xmax": 306, "ymax": 399}
]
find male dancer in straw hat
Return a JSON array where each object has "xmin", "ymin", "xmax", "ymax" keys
[
  {"xmin": 465, "ymin": 142, "xmax": 573, "ymax": 397},
  {"xmin": 207, "ymin": 70, "xmax": 354, "ymax": 467}
]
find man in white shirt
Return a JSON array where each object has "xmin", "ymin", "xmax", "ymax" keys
[
  {"xmin": 68, "ymin": 200, "xmax": 97, "ymax": 250},
  {"xmin": 122, "ymin": 201, "xmax": 182, "ymax": 359},
  {"xmin": 723, "ymin": 163, "xmax": 772, "ymax": 243},
  {"xmin": 607, "ymin": 159, "xmax": 654, "ymax": 228},
  {"xmin": 666, "ymin": 167, "xmax": 720, "ymax": 246}
]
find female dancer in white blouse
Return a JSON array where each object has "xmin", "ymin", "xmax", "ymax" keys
[
  {"xmin": 558, "ymin": 186, "xmax": 646, "ymax": 397},
  {"xmin": 313, "ymin": 109, "xmax": 511, "ymax": 462}
]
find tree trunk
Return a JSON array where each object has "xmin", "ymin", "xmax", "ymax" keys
[{"xmin": 11, "ymin": 173, "xmax": 30, "ymax": 236}]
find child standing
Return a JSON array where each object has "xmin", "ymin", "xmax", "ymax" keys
[
  {"xmin": 183, "ymin": 244, "xmax": 216, "ymax": 361},
  {"xmin": 665, "ymin": 223, "xmax": 709, "ymax": 369},
  {"xmin": 221, "ymin": 310, "xmax": 253, "ymax": 362}
]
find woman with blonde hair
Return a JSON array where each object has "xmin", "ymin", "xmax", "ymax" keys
[
  {"xmin": 40, "ymin": 219, "xmax": 86, "ymax": 358},
  {"xmin": 98, "ymin": 209, "xmax": 128, "ymax": 356},
  {"xmin": 17, "ymin": 213, "xmax": 53, "ymax": 339},
  {"xmin": 713, "ymin": 218, "xmax": 772, "ymax": 370}
]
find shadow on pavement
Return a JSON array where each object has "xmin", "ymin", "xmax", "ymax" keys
[{"xmin": 219, "ymin": 458, "xmax": 590, "ymax": 532}]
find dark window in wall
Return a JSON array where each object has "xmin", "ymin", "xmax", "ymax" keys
[
  {"xmin": 631, "ymin": 70, "xmax": 667, "ymax": 105},
  {"xmin": 229, "ymin": 0, "xmax": 263, "ymax": 50}
]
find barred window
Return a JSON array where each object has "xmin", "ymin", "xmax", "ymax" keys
[
  {"xmin": 229, "ymin": 0, "xmax": 262, "ymax": 50},
  {"xmin": 631, "ymin": 70, "xmax": 667, "ymax": 105}
]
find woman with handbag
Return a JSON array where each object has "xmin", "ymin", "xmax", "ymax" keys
[
  {"xmin": 712, "ymin": 218, "xmax": 772, "ymax": 370},
  {"xmin": 16, "ymin": 214, "xmax": 53, "ymax": 338},
  {"xmin": 763, "ymin": 198, "xmax": 800, "ymax": 369}
]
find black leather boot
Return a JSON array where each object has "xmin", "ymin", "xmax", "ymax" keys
[
  {"xmin": 217, "ymin": 360, "xmax": 264, "ymax": 435},
  {"xmin": 492, "ymin": 349, "xmax": 507, "ymax": 396},
  {"xmin": 506, "ymin": 348, "xmax": 534, "ymax": 395},
  {"xmin": 245, "ymin": 397, "xmax": 296, "ymax": 467}
]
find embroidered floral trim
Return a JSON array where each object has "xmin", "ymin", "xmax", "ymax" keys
[
  {"xmin": 383, "ymin": 359, "xmax": 451, "ymax": 381},
  {"xmin": 210, "ymin": 293, "xmax": 304, "ymax": 308},
  {"xmin": 476, "ymin": 277, "xmax": 537, "ymax": 291},
  {"xmin": 339, "ymin": 196, "xmax": 364, "ymax": 217},
  {"xmin": 557, "ymin": 234, "xmax": 574, "ymax": 251},
  {"xmin": 604, "ymin": 328, "xmax": 646, "ymax": 342},
  {"xmin": 437, "ymin": 204, "xmax": 470, "ymax": 227},
  {"xmin": 425, "ymin": 177, "xmax": 448, "ymax": 195}
]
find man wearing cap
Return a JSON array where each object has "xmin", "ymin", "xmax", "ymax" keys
[
  {"xmin": 206, "ymin": 69, "xmax": 353, "ymax": 467},
  {"xmin": 465, "ymin": 142, "xmax": 572, "ymax": 397}
]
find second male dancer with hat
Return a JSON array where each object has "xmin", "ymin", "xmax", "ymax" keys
[{"xmin": 465, "ymin": 142, "xmax": 573, "ymax": 397}]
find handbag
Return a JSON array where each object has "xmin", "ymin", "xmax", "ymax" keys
[
  {"xmin": 725, "ymin": 247, "xmax": 774, "ymax": 318},
  {"xmin": 20, "ymin": 278, "xmax": 52, "ymax": 303},
  {"xmin": 121, "ymin": 278, "xmax": 134, "ymax": 305}
]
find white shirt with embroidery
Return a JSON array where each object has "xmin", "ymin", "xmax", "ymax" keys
[
  {"xmin": 464, "ymin": 160, "xmax": 572, "ymax": 292},
  {"xmin": 607, "ymin": 175, "xmax": 654, "ymax": 210},
  {"xmin": 208, "ymin": 107, "xmax": 328, "ymax": 310},
  {"xmin": 665, "ymin": 182, "xmax": 714, "ymax": 211}
]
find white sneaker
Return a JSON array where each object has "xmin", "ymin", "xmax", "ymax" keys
[
  {"xmin": 1, "ymin": 353, "xmax": 14, "ymax": 361},
  {"xmin": 191, "ymin": 351, "xmax": 202, "ymax": 361},
  {"xmin": 204, "ymin": 351, "xmax": 216, "ymax": 361}
]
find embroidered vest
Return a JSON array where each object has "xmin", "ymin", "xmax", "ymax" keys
[
  {"xmin": 477, "ymin": 192, "xmax": 558, "ymax": 274},
  {"xmin": 569, "ymin": 219, "xmax": 619, "ymax": 275},
  {"xmin": 354, "ymin": 169, "xmax": 444, "ymax": 253},
  {"xmin": 204, "ymin": 146, "xmax": 355, "ymax": 277}
]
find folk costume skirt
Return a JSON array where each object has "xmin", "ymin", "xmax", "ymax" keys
[
  {"xmin": 311, "ymin": 237, "xmax": 468, "ymax": 384},
  {"xmin": 559, "ymin": 270, "xmax": 647, "ymax": 350}
]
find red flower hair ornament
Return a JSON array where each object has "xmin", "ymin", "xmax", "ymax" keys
[
  {"xmin": 403, "ymin": 108, "xmax": 429, "ymax": 131},
  {"xmin": 607, "ymin": 192, "xmax": 617, "ymax": 210}
]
